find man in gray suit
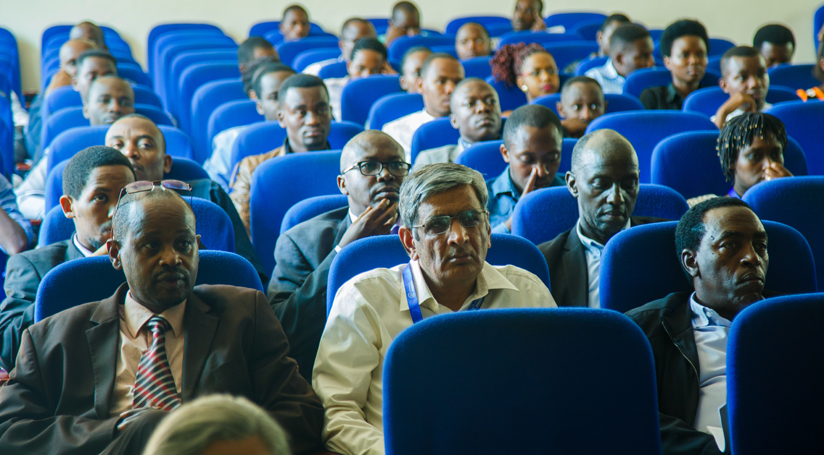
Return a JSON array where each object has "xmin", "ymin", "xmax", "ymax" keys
[{"xmin": 268, "ymin": 130, "xmax": 409, "ymax": 381}]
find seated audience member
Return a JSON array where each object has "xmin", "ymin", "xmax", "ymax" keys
[
  {"xmin": 0, "ymin": 146, "xmax": 135, "ymax": 371},
  {"xmin": 539, "ymin": 129, "xmax": 666, "ymax": 308},
  {"xmin": 511, "ymin": 0, "xmax": 545, "ymax": 32},
  {"xmin": 0, "ymin": 177, "xmax": 32, "ymax": 257},
  {"xmin": 486, "ymin": 105, "xmax": 565, "ymax": 234},
  {"xmin": 382, "ymin": 53, "xmax": 464, "ymax": 159},
  {"xmin": 280, "ymin": 5, "xmax": 311, "ymax": 42},
  {"xmin": 385, "ymin": 1, "xmax": 423, "ymax": 47},
  {"xmin": 314, "ymin": 163, "xmax": 556, "ymax": 455},
  {"xmin": 556, "ymin": 76, "xmax": 607, "ymax": 138},
  {"xmin": 415, "ymin": 78, "xmax": 502, "ymax": 167},
  {"xmin": 237, "ymin": 37, "xmax": 279, "ymax": 78},
  {"xmin": 106, "ymin": 114, "xmax": 266, "ymax": 280},
  {"xmin": 324, "ymin": 38, "xmax": 389, "ymax": 120},
  {"xmin": 143, "ymin": 395, "xmax": 292, "ymax": 455},
  {"xmin": 585, "ymin": 24, "xmax": 655, "ymax": 94},
  {"xmin": 204, "ymin": 60, "xmax": 295, "ymax": 188},
  {"xmin": 69, "ymin": 21, "xmax": 107, "ymax": 50},
  {"xmin": 269, "ymin": 131, "xmax": 408, "ymax": 381},
  {"xmin": 304, "ymin": 18, "xmax": 377, "ymax": 76},
  {"xmin": 626, "ymin": 197, "xmax": 772, "ymax": 455},
  {"xmin": 455, "ymin": 22, "xmax": 492, "ymax": 60},
  {"xmin": 0, "ymin": 187, "xmax": 324, "ymax": 455},
  {"xmin": 640, "ymin": 20, "xmax": 709, "ymax": 110},
  {"xmin": 688, "ymin": 113, "xmax": 791, "ymax": 207},
  {"xmin": 753, "ymin": 24, "xmax": 795, "ymax": 67},
  {"xmin": 16, "ymin": 72, "xmax": 133, "ymax": 220},
  {"xmin": 712, "ymin": 46, "xmax": 770, "ymax": 129},
  {"xmin": 231, "ymin": 75, "xmax": 333, "ymax": 234},
  {"xmin": 398, "ymin": 46, "xmax": 432, "ymax": 94},
  {"xmin": 563, "ymin": 13, "xmax": 631, "ymax": 73},
  {"xmin": 491, "ymin": 43, "xmax": 560, "ymax": 110},
  {"xmin": 797, "ymin": 42, "xmax": 824, "ymax": 101}
]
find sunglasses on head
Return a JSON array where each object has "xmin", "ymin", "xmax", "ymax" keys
[{"xmin": 111, "ymin": 180, "xmax": 193, "ymax": 240}]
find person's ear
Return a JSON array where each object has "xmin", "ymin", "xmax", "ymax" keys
[
  {"xmin": 277, "ymin": 109, "xmax": 286, "ymax": 127},
  {"xmin": 399, "ymin": 225, "xmax": 419, "ymax": 260},
  {"xmin": 596, "ymin": 30, "xmax": 604, "ymax": 46},
  {"xmin": 719, "ymin": 75, "xmax": 730, "ymax": 94},
  {"xmin": 255, "ymin": 99, "xmax": 264, "ymax": 115},
  {"xmin": 603, "ymin": 99, "xmax": 609, "ymax": 112},
  {"xmin": 555, "ymin": 101, "xmax": 566, "ymax": 119},
  {"xmin": 71, "ymin": 74, "xmax": 79, "ymax": 91},
  {"xmin": 337, "ymin": 174, "xmax": 349, "ymax": 196},
  {"xmin": 415, "ymin": 76, "xmax": 424, "ymax": 94},
  {"xmin": 163, "ymin": 155, "xmax": 173, "ymax": 174},
  {"xmin": 107, "ymin": 238, "xmax": 122, "ymax": 270},
  {"xmin": 449, "ymin": 113, "xmax": 459, "ymax": 129},
  {"xmin": 681, "ymin": 248, "xmax": 700, "ymax": 278},
  {"xmin": 566, "ymin": 171, "xmax": 578, "ymax": 197},
  {"xmin": 399, "ymin": 76, "xmax": 410, "ymax": 91},
  {"xmin": 59, "ymin": 195, "xmax": 75, "ymax": 218},
  {"xmin": 499, "ymin": 143, "xmax": 511, "ymax": 163},
  {"xmin": 515, "ymin": 75, "xmax": 526, "ymax": 92},
  {"xmin": 82, "ymin": 103, "xmax": 90, "ymax": 120},
  {"xmin": 485, "ymin": 212, "xmax": 492, "ymax": 249},
  {"xmin": 663, "ymin": 55, "xmax": 673, "ymax": 71},
  {"xmin": 613, "ymin": 51, "xmax": 624, "ymax": 68}
]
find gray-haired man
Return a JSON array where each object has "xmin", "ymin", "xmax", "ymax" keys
[{"xmin": 312, "ymin": 163, "xmax": 556, "ymax": 455}]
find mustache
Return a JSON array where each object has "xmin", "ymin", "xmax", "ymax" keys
[{"xmin": 152, "ymin": 266, "xmax": 190, "ymax": 283}]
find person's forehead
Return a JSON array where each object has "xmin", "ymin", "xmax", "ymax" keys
[
  {"xmin": 512, "ymin": 124, "xmax": 560, "ymax": 149},
  {"xmin": 261, "ymin": 70, "xmax": 295, "ymax": 90},
  {"xmin": 563, "ymin": 82, "xmax": 602, "ymax": 100},
  {"xmin": 419, "ymin": 184, "xmax": 482, "ymax": 215},
  {"xmin": 108, "ymin": 118, "xmax": 161, "ymax": 141},
  {"xmin": 702, "ymin": 206, "xmax": 764, "ymax": 237},
  {"xmin": 344, "ymin": 21, "xmax": 374, "ymax": 38},
  {"xmin": 523, "ymin": 52, "xmax": 555, "ymax": 66},
  {"xmin": 81, "ymin": 57, "xmax": 115, "ymax": 72},
  {"xmin": 353, "ymin": 48, "xmax": 384, "ymax": 61},
  {"xmin": 83, "ymin": 164, "xmax": 135, "ymax": 192},
  {"xmin": 353, "ymin": 139, "xmax": 404, "ymax": 161},
  {"xmin": 284, "ymin": 86, "xmax": 328, "ymax": 105},
  {"xmin": 456, "ymin": 81, "xmax": 495, "ymax": 100},
  {"xmin": 631, "ymin": 37, "xmax": 654, "ymax": 50},
  {"xmin": 428, "ymin": 58, "xmax": 462, "ymax": 77},
  {"xmin": 579, "ymin": 145, "xmax": 638, "ymax": 173},
  {"xmin": 672, "ymin": 35, "xmax": 707, "ymax": 49},
  {"xmin": 404, "ymin": 51, "xmax": 430, "ymax": 70},
  {"xmin": 90, "ymin": 79, "xmax": 133, "ymax": 97},
  {"xmin": 728, "ymin": 55, "xmax": 765, "ymax": 72},
  {"xmin": 284, "ymin": 9, "xmax": 307, "ymax": 21},
  {"xmin": 458, "ymin": 24, "xmax": 485, "ymax": 37}
]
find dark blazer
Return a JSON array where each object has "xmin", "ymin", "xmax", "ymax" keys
[
  {"xmin": 0, "ymin": 283, "xmax": 324, "ymax": 455},
  {"xmin": 268, "ymin": 206, "xmax": 351, "ymax": 383},
  {"xmin": 0, "ymin": 239, "xmax": 85, "ymax": 371},
  {"xmin": 538, "ymin": 216, "xmax": 666, "ymax": 307}
]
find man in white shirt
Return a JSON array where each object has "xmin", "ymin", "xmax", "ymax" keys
[
  {"xmin": 626, "ymin": 197, "xmax": 771, "ymax": 455},
  {"xmin": 313, "ymin": 162, "xmax": 557, "ymax": 455},
  {"xmin": 382, "ymin": 53, "xmax": 464, "ymax": 161},
  {"xmin": 712, "ymin": 46, "xmax": 772, "ymax": 129},
  {"xmin": 585, "ymin": 24, "xmax": 654, "ymax": 94},
  {"xmin": 304, "ymin": 18, "xmax": 376, "ymax": 76},
  {"xmin": 323, "ymin": 38, "xmax": 388, "ymax": 121}
]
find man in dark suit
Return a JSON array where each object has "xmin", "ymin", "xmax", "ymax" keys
[
  {"xmin": 0, "ymin": 146, "xmax": 136, "ymax": 370},
  {"xmin": 625, "ymin": 197, "xmax": 771, "ymax": 454},
  {"xmin": 268, "ymin": 130, "xmax": 408, "ymax": 381},
  {"xmin": 0, "ymin": 186, "xmax": 324, "ymax": 455},
  {"xmin": 538, "ymin": 129, "xmax": 665, "ymax": 308}
]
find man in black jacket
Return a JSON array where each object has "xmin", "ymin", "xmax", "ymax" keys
[
  {"xmin": 538, "ymin": 129, "xmax": 665, "ymax": 307},
  {"xmin": 268, "ymin": 130, "xmax": 408, "ymax": 381},
  {"xmin": 626, "ymin": 197, "xmax": 770, "ymax": 455}
]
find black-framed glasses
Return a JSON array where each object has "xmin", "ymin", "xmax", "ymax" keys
[
  {"xmin": 412, "ymin": 209, "xmax": 488, "ymax": 236},
  {"xmin": 341, "ymin": 161, "xmax": 411, "ymax": 177},
  {"xmin": 111, "ymin": 180, "xmax": 193, "ymax": 240}
]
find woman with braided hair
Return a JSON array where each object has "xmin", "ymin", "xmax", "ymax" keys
[{"xmin": 491, "ymin": 42, "xmax": 559, "ymax": 112}]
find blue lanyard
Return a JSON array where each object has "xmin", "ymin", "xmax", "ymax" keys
[{"xmin": 402, "ymin": 261, "xmax": 484, "ymax": 324}]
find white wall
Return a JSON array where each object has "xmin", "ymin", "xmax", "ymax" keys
[{"xmin": 2, "ymin": 0, "xmax": 821, "ymax": 92}]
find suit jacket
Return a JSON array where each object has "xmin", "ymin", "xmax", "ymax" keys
[
  {"xmin": 538, "ymin": 216, "xmax": 667, "ymax": 307},
  {"xmin": 268, "ymin": 206, "xmax": 351, "ymax": 383},
  {"xmin": 0, "ymin": 239, "xmax": 84, "ymax": 371},
  {"xmin": 0, "ymin": 283, "xmax": 324, "ymax": 455}
]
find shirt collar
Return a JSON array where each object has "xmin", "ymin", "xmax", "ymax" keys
[
  {"xmin": 689, "ymin": 293, "xmax": 733, "ymax": 328},
  {"xmin": 665, "ymin": 83, "xmax": 684, "ymax": 104},
  {"xmin": 282, "ymin": 138, "xmax": 331, "ymax": 155},
  {"xmin": 457, "ymin": 138, "xmax": 470, "ymax": 153},
  {"xmin": 490, "ymin": 165, "xmax": 521, "ymax": 200},
  {"xmin": 420, "ymin": 108, "xmax": 437, "ymax": 120},
  {"xmin": 72, "ymin": 233, "xmax": 96, "ymax": 258},
  {"xmin": 123, "ymin": 291, "xmax": 187, "ymax": 338},
  {"xmin": 602, "ymin": 58, "xmax": 622, "ymax": 80},
  {"xmin": 575, "ymin": 218, "xmax": 632, "ymax": 254}
]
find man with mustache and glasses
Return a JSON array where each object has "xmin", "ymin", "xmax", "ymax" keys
[
  {"xmin": 0, "ymin": 146, "xmax": 136, "ymax": 371},
  {"xmin": 414, "ymin": 78, "xmax": 502, "ymax": 168},
  {"xmin": 538, "ymin": 129, "xmax": 666, "ymax": 308},
  {"xmin": 313, "ymin": 163, "xmax": 556, "ymax": 455},
  {"xmin": 268, "ymin": 130, "xmax": 408, "ymax": 382},
  {"xmin": 0, "ymin": 184, "xmax": 325, "ymax": 455},
  {"xmin": 626, "ymin": 197, "xmax": 773, "ymax": 455}
]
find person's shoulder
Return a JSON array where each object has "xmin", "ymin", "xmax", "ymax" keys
[
  {"xmin": 285, "ymin": 206, "xmax": 349, "ymax": 238},
  {"xmin": 382, "ymin": 111, "xmax": 418, "ymax": 132},
  {"xmin": 13, "ymin": 239, "xmax": 71, "ymax": 265},
  {"xmin": 332, "ymin": 265, "xmax": 405, "ymax": 314},
  {"xmin": 192, "ymin": 284, "xmax": 262, "ymax": 313},
  {"xmin": 28, "ymin": 299, "xmax": 104, "ymax": 340},
  {"xmin": 639, "ymin": 85, "xmax": 667, "ymax": 107},
  {"xmin": 624, "ymin": 291, "xmax": 691, "ymax": 324},
  {"xmin": 414, "ymin": 144, "xmax": 454, "ymax": 167},
  {"xmin": 492, "ymin": 264, "xmax": 545, "ymax": 288},
  {"xmin": 537, "ymin": 228, "xmax": 574, "ymax": 257}
]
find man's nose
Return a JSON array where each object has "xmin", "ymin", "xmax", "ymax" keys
[{"xmin": 447, "ymin": 218, "xmax": 468, "ymax": 245}]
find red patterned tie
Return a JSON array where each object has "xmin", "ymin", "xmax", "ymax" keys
[{"xmin": 132, "ymin": 316, "xmax": 181, "ymax": 411}]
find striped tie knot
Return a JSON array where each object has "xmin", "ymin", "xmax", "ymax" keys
[{"xmin": 147, "ymin": 316, "xmax": 171, "ymax": 337}]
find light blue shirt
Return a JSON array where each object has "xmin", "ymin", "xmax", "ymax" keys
[
  {"xmin": 0, "ymin": 174, "xmax": 33, "ymax": 252},
  {"xmin": 584, "ymin": 59, "xmax": 625, "ymax": 95},
  {"xmin": 575, "ymin": 219, "xmax": 632, "ymax": 308},
  {"xmin": 203, "ymin": 124, "xmax": 251, "ymax": 191},
  {"xmin": 485, "ymin": 165, "xmax": 564, "ymax": 234}
]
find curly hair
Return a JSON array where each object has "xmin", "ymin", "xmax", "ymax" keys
[
  {"xmin": 717, "ymin": 112, "xmax": 787, "ymax": 182},
  {"xmin": 490, "ymin": 43, "xmax": 548, "ymax": 88}
]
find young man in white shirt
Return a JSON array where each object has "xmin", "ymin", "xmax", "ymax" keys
[
  {"xmin": 584, "ymin": 24, "xmax": 654, "ymax": 94},
  {"xmin": 323, "ymin": 38, "xmax": 388, "ymax": 121}
]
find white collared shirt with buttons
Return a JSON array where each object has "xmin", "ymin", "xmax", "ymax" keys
[
  {"xmin": 584, "ymin": 58, "xmax": 626, "ymax": 95},
  {"xmin": 313, "ymin": 260, "xmax": 556, "ymax": 455},
  {"xmin": 689, "ymin": 293, "xmax": 733, "ymax": 435},
  {"xmin": 381, "ymin": 109, "xmax": 436, "ymax": 162},
  {"xmin": 576, "ymin": 219, "xmax": 631, "ymax": 308}
]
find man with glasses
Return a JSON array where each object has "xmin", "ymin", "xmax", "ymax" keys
[
  {"xmin": 313, "ymin": 163, "xmax": 556, "ymax": 455},
  {"xmin": 268, "ymin": 130, "xmax": 407, "ymax": 382}
]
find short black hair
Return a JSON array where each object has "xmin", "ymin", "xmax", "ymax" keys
[
  {"xmin": 112, "ymin": 188, "xmax": 196, "ymax": 243},
  {"xmin": 502, "ymin": 104, "xmax": 563, "ymax": 148},
  {"xmin": 342, "ymin": 17, "xmax": 370, "ymax": 32},
  {"xmin": 608, "ymin": 24, "xmax": 651, "ymax": 54},
  {"xmin": 351, "ymin": 37, "xmax": 387, "ymax": 61},
  {"xmin": 392, "ymin": 1, "xmax": 419, "ymax": 17},
  {"xmin": 63, "ymin": 146, "xmax": 135, "ymax": 200},
  {"xmin": 238, "ymin": 37, "xmax": 275, "ymax": 68},
  {"xmin": 420, "ymin": 52, "xmax": 459, "ymax": 79},
  {"xmin": 283, "ymin": 4, "xmax": 308, "ymax": 18},
  {"xmin": 76, "ymin": 49, "xmax": 117, "ymax": 69},
  {"xmin": 242, "ymin": 56, "xmax": 281, "ymax": 94},
  {"xmin": 675, "ymin": 197, "xmax": 757, "ymax": 281},
  {"xmin": 717, "ymin": 112, "xmax": 787, "ymax": 181},
  {"xmin": 659, "ymin": 19, "xmax": 709, "ymax": 58},
  {"xmin": 753, "ymin": 24, "xmax": 795, "ymax": 49},
  {"xmin": 278, "ymin": 73, "xmax": 328, "ymax": 101},
  {"xmin": 601, "ymin": 14, "xmax": 631, "ymax": 32},
  {"xmin": 720, "ymin": 46, "xmax": 763, "ymax": 76},
  {"xmin": 253, "ymin": 62, "xmax": 295, "ymax": 99},
  {"xmin": 401, "ymin": 46, "xmax": 432, "ymax": 71},
  {"xmin": 561, "ymin": 75, "xmax": 602, "ymax": 96}
]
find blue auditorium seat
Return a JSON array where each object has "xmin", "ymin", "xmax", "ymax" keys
[
  {"xmin": 545, "ymin": 12, "xmax": 608, "ymax": 30},
  {"xmin": 584, "ymin": 111, "xmax": 718, "ymax": 183},
  {"xmin": 484, "ymin": 76, "xmax": 527, "ymax": 112},
  {"xmin": 206, "ymin": 100, "xmax": 264, "ymax": 164},
  {"xmin": 366, "ymin": 93, "xmax": 424, "ymax": 130},
  {"xmin": 461, "ymin": 56, "xmax": 492, "ymax": 79},
  {"xmin": 622, "ymin": 67, "xmax": 721, "ymax": 98},
  {"xmin": 116, "ymin": 63, "xmax": 152, "ymax": 88},
  {"xmin": 281, "ymin": 195, "xmax": 349, "ymax": 234},
  {"xmin": 568, "ymin": 19, "xmax": 604, "ymax": 41},
  {"xmin": 293, "ymin": 48, "xmax": 342, "ymax": 73},
  {"xmin": 445, "ymin": 16, "xmax": 511, "ymax": 34},
  {"xmin": 574, "ymin": 55, "xmax": 608, "ymax": 76},
  {"xmin": 365, "ymin": 18, "xmax": 389, "ymax": 35},
  {"xmin": 152, "ymin": 31, "xmax": 231, "ymax": 94},
  {"xmin": 683, "ymin": 85, "xmax": 801, "ymax": 118},
  {"xmin": 456, "ymin": 137, "xmax": 576, "ymax": 180},
  {"xmin": 317, "ymin": 61, "xmax": 348, "ymax": 79},
  {"xmin": 169, "ymin": 50, "xmax": 237, "ymax": 115},
  {"xmin": 277, "ymin": 36, "xmax": 339, "ymax": 67},
  {"xmin": 388, "ymin": 35, "xmax": 457, "ymax": 61},
  {"xmin": 531, "ymin": 93, "xmax": 644, "ymax": 117},
  {"xmin": 541, "ymin": 42, "xmax": 599, "ymax": 72},
  {"xmin": 341, "ymin": 75, "xmax": 402, "ymax": 125},
  {"xmin": 263, "ymin": 30, "xmax": 336, "ymax": 46},
  {"xmin": 410, "ymin": 117, "xmax": 460, "ymax": 164},
  {"xmin": 148, "ymin": 23, "xmax": 223, "ymax": 74},
  {"xmin": 766, "ymin": 100, "xmax": 823, "ymax": 166},
  {"xmin": 512, "ymin": 184, "xmax": 689, "ymax": 246},
  {"xmin": 156, "ymin": 37, "xmax": 237, "ymax": 105},
  {"xmin": 190, "ymin": 79, "xmax": 246, "ymax": 161},
  {"xmin": 383, "ymin": 308, "xmax": 660, "ymax": 455},
  {"xmin": 249, "ymin": 21, "xmax": 325, "ymax": 39},
  {"xmin": 497, "ymin": 31, "xmax": 586, "ymax": 49},
  {"xmin": 175, "ymin": 62, "xmax": 240, "ymax": 134}
]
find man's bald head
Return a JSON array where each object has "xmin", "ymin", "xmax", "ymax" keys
[
  {"xmin": 338, "ymin": 130, "xmax": 407, "ymax": 216},
  {"xmin": 570, "ymin": 129, "xmax": 637, "ymax": 174},
  {"xmin": 340, "ymin": 130, "xmax": 404, "ymax": 172},
  {"xmin": 70, "ymin": 22, "xmax": 106, "ymax": 49},
  {"xmin": 113, "ymin": 189, "xmax": 195, "ymax": 243},
  {"xmin": 59, "ymin": 38, "xmax": 98, "ymax": 76}
]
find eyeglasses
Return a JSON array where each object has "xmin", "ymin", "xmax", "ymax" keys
[
  {"xmin": 341, "ymin": 161, "xmax": 411, "ymax": 177},
  {"xmin": 412, "ymin": 209, "xmax": 488, "ymax": 236},
  {"xmin": 111, "ymin": 180, "xmax": 193, "ymax": 240}
]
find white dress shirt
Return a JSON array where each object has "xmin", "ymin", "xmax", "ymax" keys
[
  {"xmin": 381, "ymin": 109, "xmax": 436, "ymax": 162},
  {"xmin": 15, "ymin": 158, "xmax": 48, "ymax": 220},
  {"xmin": 689, "ymin": 294, "xmax": 733, "ymax": 434},
  {"xmin": 303, "ymin": 56, "xmax": 345, "ymax": 76},
  {"xmin": 584, "ymin": 59, "xmax": 625, "ymax": 95},
  {"xmin": 575, "ymin": 219, "xmax": 631, "ymax": 309},
  {"xmin": 323, "ymin": 76, "xmax": 350, "ymax": 121},
  {"xmin": 72, "ymin": 233, "xmax": 96, "ymax": 257},
  {"xmin": 313, "ymin": 260, "xmax": 556, "ymax": 455}
]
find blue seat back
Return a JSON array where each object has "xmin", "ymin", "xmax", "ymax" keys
[
  {"xmin": 622, "ymin": 67, "xmax": 721, "ymax": 98},
  {"xmin": 157, "ymin": 39, "xmax": 237, "ymax": 106},
  {"xmin": 683, "ymin": 86, "xmax": 801, "ymax": 118},
  {"xmin": 117, "ymin": 64, "xmax": 152, "ymax": 88},
  {"xmin": 531, "ymin": 92, "xmax": 644, "ymax": 116},
  {"xmin": 169, "ymin": 50, "xmax": 237, "ymax": 117},
  {"xmin": 568, "ymin": 19, "xmax": 604, "ymax": 41},
  {"xmin": 456, "ymin": 138, "xmax": 576, "ymax": 180},
  {"xmin": 445, "ymin": 16, "xmax": 511, "ymax": 35},
  {"xmin": 176, "ymin": 62, "xmax": 240, "ymax": 134},
  {"xmin": 727, "ymin": 293, "xmax": 824, "ymax": 455},
  {"xmin": 366, "ymin": 93, "xmax": 424, "ymax": 130},
  {"xmin": 276, "ymin": 37, "xmax": 339, "ymax": 67},
  {"xmin": 575, "ymin": 55, "xmax": 608, "ymax": 76},
  {"xmin": 410, "ymin": 117, "xmax": 461, "ymax": 164},
  {"xmin": 707, "ymin": 37, "xmax": 736, "ymax": 57},
  {"xmin": 384, "ymin": 308, "xmax": 660, "ymax": 455},
  {"xmin": 293, "ymin": 48, "xmax": 341, "ymax": 73},
  {"xmin": 341, "ymin": 75, "xmax": 402, "ymax": 125},
  {"xmin": 744, "ymin": 176, "xmax": 824, "ymax": 290},
  {"xmin": 388, "ymin": 35, "xmax": 457, "ymax": 61},
  {"xmin": 317, "ymin": 61, "xmax": 348, "ymax": 79},
  {"xmin": 585, "ymin": 111, "xmax": 718, "ymax": 183},
  {"xmin": 190, "ymin": 79, "xmax": 246, "ymax": 161},
  {"xmin": 281, "ymin": 195, "xmax": 349, "ymax": 234},
  {"xmin": 461, "ymin": 56, "xmax": 492, "ymax": 79},
  {"xmin": 512, "ymin": 184, "xmax": 689, "ymax": 245},
  {"xmin": 147, "ymin": 24, "xmax": 222, "ymax": 74},
  {"xmin": 541, "ymin": 42, "xmax": 599, "ymax": 72},
  {"xmin": 249, "ymin": 21, "xmax": 325, "ymax": 38},
  {"xmin": 206, "ymin": 100, "xmax": 264, "ymax": 164},
  {"xmin": 263, "ymin": 30, "xmax": 336, "ymax": 46},
  {"xmin": 766, "ymin": 101, "xmax": 824, "ymax": 173},
  {"xmin": 651, "ymin": 131, "xmax": 807, "ymax": 200},
  {"xmin": 484, "ymin": 75, "xmax": 527, "ymax": 112},
  {"xmin": 545, "ymin": 12, "xmax": 608, "ymax": 29},
  {"xmin": 497, "ymin": 31, "xmax": 585, "ymax": 49}
]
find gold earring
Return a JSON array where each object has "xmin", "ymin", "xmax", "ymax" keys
[{"xmin": 521, "ymin": 85, "xmax": 528, "ymax": 92}]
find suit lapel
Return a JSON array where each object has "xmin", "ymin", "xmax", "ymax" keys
[
  {"xmin": 333, "ymin": 211, "xmax": 353, "ymax": 246},
  {"xmin": 64, "ymin": 238, "xmax": 86, "ymax": 262},
  {"xmin": 86, "ymin": 284, "xmax": 128, "ymax": 419},
  {"xmin": 562, "ymin": 231, "xmax": 589, "ymax": 307},
  {"xmin": 181, "ymin": 293, "xmax": 219, "ymax": 402}
]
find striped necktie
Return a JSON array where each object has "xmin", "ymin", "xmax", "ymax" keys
[{"xmin": 132, "ymin": 316, "xmax": 181, "ymax": 411}]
